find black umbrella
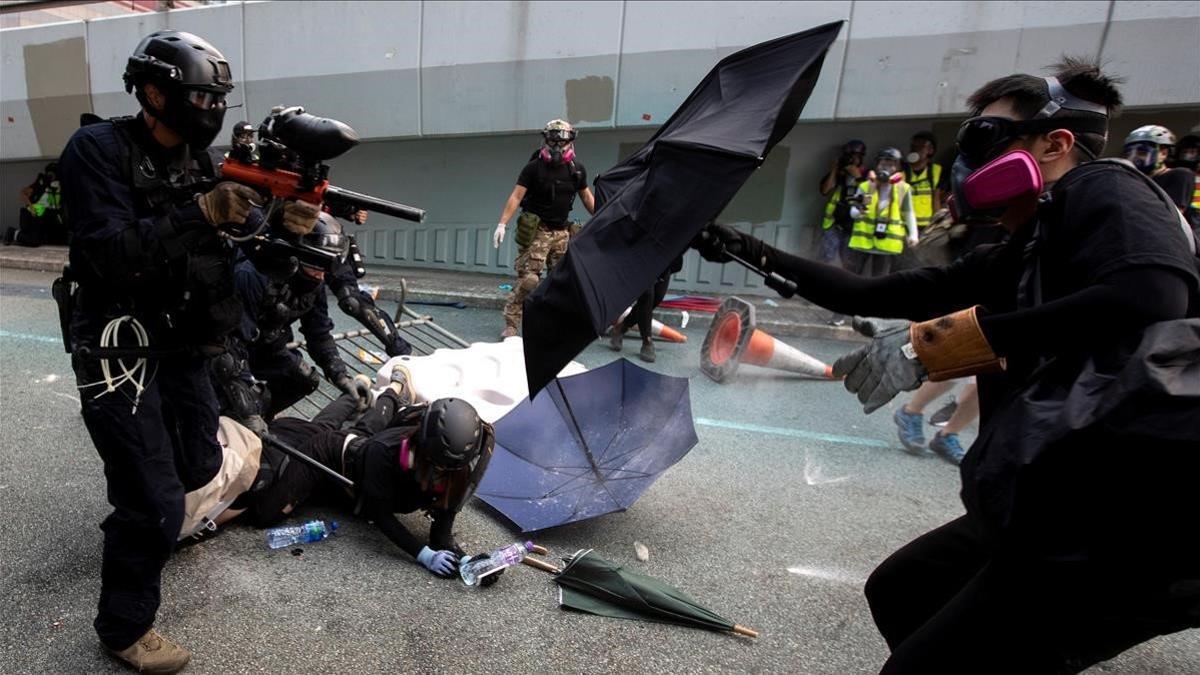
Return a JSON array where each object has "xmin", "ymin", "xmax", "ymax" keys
[{"xmin": 521, "ymin": 21, "xmax": 843, "ymax": 395}]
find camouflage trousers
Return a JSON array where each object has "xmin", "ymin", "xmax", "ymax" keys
[{"xmin": 502, "ymin": 224, "xmax": 570, "ymax": 331}]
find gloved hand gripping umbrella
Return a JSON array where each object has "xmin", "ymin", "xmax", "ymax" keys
[{"xmin": 521, "ymin": 21, "xmax": 844, "ymax": 396}]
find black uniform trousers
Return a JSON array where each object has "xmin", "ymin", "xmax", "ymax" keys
[
  {"xmin": 74, "ymin": 354, "xmax": 221, "ymax": 651},
  {"xmin": 246, "ymin": 341, "xmax": 319, "ymax": 418},
  {"xmin": 866, "ymin": 515, "xmax": 1198, "ymax": 674}
]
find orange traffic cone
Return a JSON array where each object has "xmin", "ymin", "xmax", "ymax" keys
[
  {"xmin": 608, "ymin": 307, "xmax": 688, "ymax": 343},
  {"xmin": 701, "ymin": 297, "xmax": 833, "ymax": 382}
]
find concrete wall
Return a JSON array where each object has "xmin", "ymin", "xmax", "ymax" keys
[{"xmin": 3, "ymin": 1, "xmax": 1198, "ymax": 292}]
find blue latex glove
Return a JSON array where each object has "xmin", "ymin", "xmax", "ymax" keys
[{"xmin": 417, "ymin": 546, "xmax": 459, "ymax": 578}]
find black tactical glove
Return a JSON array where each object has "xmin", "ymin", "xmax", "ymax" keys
[
  {"xmin": 333, "ymin": 373, "xmax": 373, "ymax": 411},
  {"xmin": 691, "ymin": 222, "xmax": 766, "ymax": 266}
]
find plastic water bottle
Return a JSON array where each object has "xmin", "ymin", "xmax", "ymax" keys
[
  {"xmin": 265, "ymin": 520, "xmax": 338, "ymax": 550},
  {"xmin": 460, "ymin": 540, "xmax": 535, "ymax": 586}
]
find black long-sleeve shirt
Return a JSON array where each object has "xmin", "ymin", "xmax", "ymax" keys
[
  {"xmin": 761, "ymin": 162, "xmax": 1200, "ymax": 423},
  {"xmin": 351, "ymin": 426, "xmax": 457, "ymax": 558}
]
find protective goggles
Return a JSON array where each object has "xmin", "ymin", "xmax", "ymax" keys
[
  {"xmin": 543, "ymin": 128, "xmax": 577, "ymax": 144},
  {"xmin": 955, "ymin": 115, "xmax": 1107, "ymax": 165},
  {"xmin": 185, "ymin": 89, "xmax": 228, "ymax": 111}
]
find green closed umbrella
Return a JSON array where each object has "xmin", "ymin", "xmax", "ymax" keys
[{"xmin": 524, "ymin": 549, "xmax": 758, "ymax": 638}]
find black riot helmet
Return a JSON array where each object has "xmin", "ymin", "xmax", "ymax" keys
[
  {"xmin": 123, "ymin": 30, "xmax": 234, "ymax": 150},
  {"xmin": 416, "ymin": 398, "xmax": 486, "ymax": 474},
  {"xmin": 297, "ymin": 211, "xmax": 350, "ymax": 269},
  {"xmin": 232, "ymin": 120, "xmax": 254, "ymax": 141}
]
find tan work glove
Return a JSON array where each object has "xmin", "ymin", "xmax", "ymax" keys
[
  {"xmin": 281, "ymin": 199, "xmax": 322, "ymax": 235},
  {"xmin": 197, "ymin": 182, "xmax": 260, "ymax": 226}
]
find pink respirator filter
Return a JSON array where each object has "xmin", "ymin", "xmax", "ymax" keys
[{"xmin": 962, "ymin": 150, "xmax": 1043, "ymax": 210}]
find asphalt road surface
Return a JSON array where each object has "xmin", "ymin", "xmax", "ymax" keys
[{"xmin": 2, "ymin": 267, "xmax": 1196, "ymax": 673}]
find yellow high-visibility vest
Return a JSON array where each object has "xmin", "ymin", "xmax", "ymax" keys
[
  {"xmin": 821, "ymin": 184, "xmax": 847, "ymax": 231},
  {"xmin": 1191, "ymin": 174, "xmax": 1200, "ymax": 211},
  {"xmin": 904, "ymin": 163, "xmax": 942, "ymax": 229},
  {"xmin": 847, "ymin": 180, "xmax": 910, "ymax": 255}
]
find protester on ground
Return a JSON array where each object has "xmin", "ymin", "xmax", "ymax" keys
[
  {"xmin": 609, "ymin": 255, "xmax": 684, "ymax": 362},
  {"xmin": 694, "ymin": 58, "xmax": 1199, "ymax": 673},
  {"xmin": 229, "ymin": 366, "xmax": 495, "ymax": 580},
  {"xmin": 493, "ymin": 119, "xmax": 596, "ymax": 338},
  {"xmin": 57, "ymin": 29, "xmax": 319, "ymax": 673}
]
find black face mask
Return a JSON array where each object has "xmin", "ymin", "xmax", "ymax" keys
[{"xmin": 155, "ymin": 91, "xmax": 227, "ymax": 151}]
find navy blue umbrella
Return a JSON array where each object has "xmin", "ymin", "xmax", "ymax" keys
[{"xmin": 476, "ymin": 359, "xmax": 698, "ymax": 532}]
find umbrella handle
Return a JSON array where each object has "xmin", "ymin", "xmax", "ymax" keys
[
  {"xmin": 520, "ymin": 556, "xmax": 561, "ymax": 574},
  {"xmin": 529, "ymin": 544, "xmax": 549, "ymax": 556},
  {"xmin": 732, "ymin": 624, "xmax": 759, "ymax": 639}
]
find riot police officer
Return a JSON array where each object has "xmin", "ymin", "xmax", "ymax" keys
[
  {"xmin": 216, "ymin": 211, "xmax": 370, "ymax": 427},
  {"xmin": 57, "ymin": 31, "xmax": 319, "ymax": 673},
  {"xmin": 321, "ymin": 211, "xmax": 414, "ymax": 358}
]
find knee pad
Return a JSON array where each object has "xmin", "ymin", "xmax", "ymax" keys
[
  {"xmin": 518, "ymin": 273, "xmax": 540, "ymax": 294},
  {"xmin": 338, "ymin": 294, "xmax": 360, "ymax": 316},
  {"xmin": 211, "ymin": 352, "xmax": 240, "ymax": 380}
]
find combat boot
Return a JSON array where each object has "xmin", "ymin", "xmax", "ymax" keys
[{"xmin": 108, "ymin": 628, "xmax": 191, "ymax": 674}]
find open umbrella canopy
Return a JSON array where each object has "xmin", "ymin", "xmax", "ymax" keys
[
  {"xmin": 521, "ymin": 21, "xmax": 844, "ymax": 396},
  {"xmin": 475, "ymin": 359, "xmax": 697, "ymax": 532},
  {"xmin": 554, "ymin": 549, "xmax": 757, "ymax": 638}
]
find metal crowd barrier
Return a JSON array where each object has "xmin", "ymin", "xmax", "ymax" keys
[{"xmin": 284, "ymin": 278, "xmax": 469, "ymax": 420}]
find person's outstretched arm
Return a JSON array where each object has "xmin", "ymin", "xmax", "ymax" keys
[{"xmin": 694, "ymin": 223, "xmax": 977, "ymax": 321}]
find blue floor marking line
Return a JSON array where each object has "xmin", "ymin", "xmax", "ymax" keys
[
  {"xmin": 0, "ymin": 330, "xmax": 61, "ymax": 345},
  {"xmin": 694, "ymin": 417, "xmax": 891, "ymax": 448}
]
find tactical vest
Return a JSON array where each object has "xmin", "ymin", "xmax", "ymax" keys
[
  {"xmin": 904, "ymin": 163, "xmax": 942, "ymax": 229},
  {"xmin": 254, "ymin": 277, "xmax": 321, "ymax": 345},
  {"xmin": 848, "ymin": 180, "xmax": 910, "ymax": 255}
]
